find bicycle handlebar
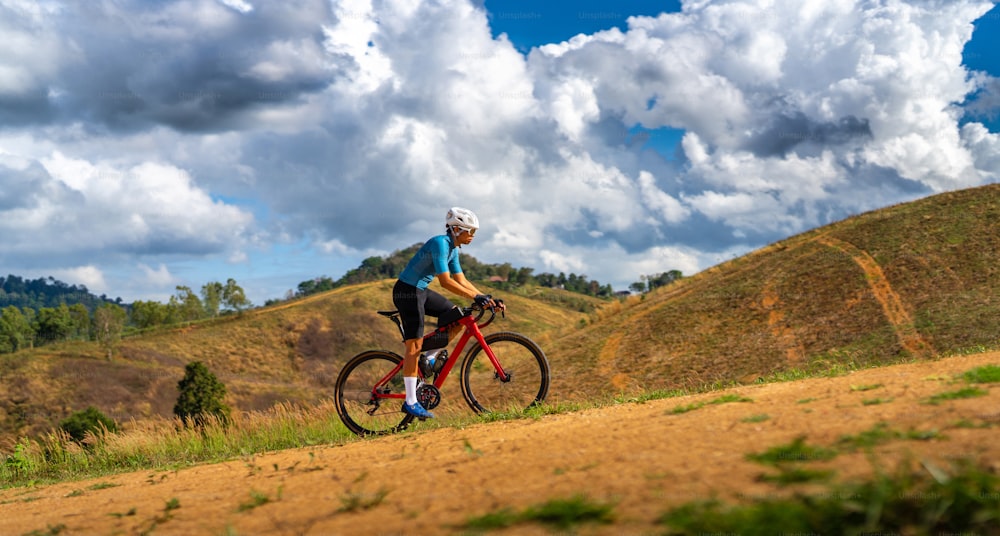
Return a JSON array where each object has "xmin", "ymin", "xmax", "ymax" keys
[{"xmin": 466, "ymin": 299, "xmax": 503, "ymax": 329}]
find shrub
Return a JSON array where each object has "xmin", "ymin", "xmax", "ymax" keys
[
  {"xmin": 60, "ymin": 406, "xmax": 118, "ymax": 444},
  {"xmin": 173, "ymin": 361, "xmax": 231, "ymax": 427}
]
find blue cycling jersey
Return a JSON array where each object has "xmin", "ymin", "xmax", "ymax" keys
[{"xmin": 398, "ymin": 235, "xmax": 462, "ymax": 289}]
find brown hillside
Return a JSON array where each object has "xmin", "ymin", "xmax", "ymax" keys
[
  {"xmin": 548, "ymin": 183, "xmax": 1000, "ymax": 401},
  {"xmin": 0, "ymin": 281, "xmax": 595, "ymax": 447}
]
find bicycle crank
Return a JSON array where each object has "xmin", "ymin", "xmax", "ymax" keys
[{"xmin": 416, "ymin": 384, "xmax": 441, "ymax": 409}]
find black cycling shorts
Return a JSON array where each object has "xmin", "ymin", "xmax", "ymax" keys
[{"xmin": 392, "ymin": 280, "xmax": 457, "ymax": 340}]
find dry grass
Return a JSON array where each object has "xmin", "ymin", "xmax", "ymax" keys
[{"xmin": 1, "ymin": 401, "xmax": 356, "ymax": 486}]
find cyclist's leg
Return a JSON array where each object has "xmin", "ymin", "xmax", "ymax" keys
[
  {"xmin": 392, "ymin": 281, "xmax": 431, "ymax": 416},
  {"xmin": 423, "ymin": 290, "xmax": 462, "ymax": 345}
]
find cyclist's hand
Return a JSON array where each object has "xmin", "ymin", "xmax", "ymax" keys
[
  {"xmin": 494, "ymin": 298, "xmax": 506, "ymax": 317},
  {"xmin": 474, "ymin": 294, "xmax": 506, "ymax": 315}
]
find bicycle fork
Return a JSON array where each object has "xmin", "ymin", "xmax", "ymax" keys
[{"xmin": 460, "ymin": 316, "xmax": 511, "ymax": 382}]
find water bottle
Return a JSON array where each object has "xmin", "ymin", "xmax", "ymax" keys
[
  {"xmin": 432, "ymin": 350, "xmax": 448, "ymax": 374},
  {"xmin": 418, "ymin": 353, "xmax": 433, "ymax": 377},
  {"xmin": 420, "ymin": 350, "xmax": 448, "ymax": 377}
]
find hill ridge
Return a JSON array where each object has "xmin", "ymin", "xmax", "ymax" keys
[{"xmin": 548, "ymin": 183, "xmax": 998, "ymax": 397}]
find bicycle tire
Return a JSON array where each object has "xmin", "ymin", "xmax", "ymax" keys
[
  {"xmin": 334, "ymin": 350, "xmax": 414, "ymax": 436},
  {"xmin": 460, "ymin": 332, "xmax": 549, "ymax": 414}
]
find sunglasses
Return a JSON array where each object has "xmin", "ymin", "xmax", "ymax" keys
[{"xmin": 455, "ymin": 226, "xmax": 476, "ymax": 237}]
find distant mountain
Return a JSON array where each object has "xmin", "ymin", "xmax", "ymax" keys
[{"xmin": 0, "ymin": 275, "xmax": 123, "ymax": 312}]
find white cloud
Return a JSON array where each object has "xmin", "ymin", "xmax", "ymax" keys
[
  {"xmin": 962, "ymin": 122, "xmax": 1000, "ymax": 179},
  {"xmin": 140, "ymin": 263, "xmax": 176, "ymax": 286},
  {"xmin": 539, "ymin": 249, "xmax": 586, "ymax": 274},
  {"xmin": 0, "ymin": 149, "xmax": 255, "ymax": 285},
  {"xmin": 218, "ymin": 0, "xmax": 252, "ymax": 14},
  {"xmin": 0, "ymin": 0, "xmax": 997, "ymax": 302},
  {"xmin": 129, "ymin": 263, "xmax": 177, "ymax": 301},
  {"xmin": 638, "ymin": 171, "xmax": 689, "ymax": 224},
  {"xmin": 48, "ymin": 265, "xmax": 108, "ymax": 294}
]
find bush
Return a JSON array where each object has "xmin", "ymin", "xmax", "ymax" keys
[
  {"xmin": 60, "ymin": 406, "xmax": 118, "ymax": 444},
  {"xmin": 173, "ymin": 361, "xmax": 231, "ymax": 427}
]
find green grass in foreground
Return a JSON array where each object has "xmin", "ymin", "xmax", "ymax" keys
[
  {"xmin": 961, "ymin": 364, "xmax": 1000, "ymax": 383},
  {"xmin": 659, "ymin": 458, "xmax": 1000, "ymax": 535},
  {"xmin": 922, "ymin": 386, "xmax": 989, "ymax": 405},
  {"xmin": 669, "ymin": 393, "xmax": 754, "ymax": 414},
  {"xmin": 463, "ymin": 494, "xmax": 616, "ymax": 531}
]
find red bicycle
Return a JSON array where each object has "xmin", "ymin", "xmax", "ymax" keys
[{"xmin": 334, "ymin": 303, "xmax": 550, "ymax": 436}]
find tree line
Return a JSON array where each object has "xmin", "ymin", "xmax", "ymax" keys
[
  {"xmin": 283, "ymin": 244, "xmax": 623, "ymax": 303},
  {"xmin": 628, "ymin": 270, "xmax": 684, "ymax": 294},
  {"xmin": 0, "ymin": 277, "xmax": 251, "ymax": 357},
  {"xmin": 0, "ymin": 275, "xmax": 124, "ymax": 311}
]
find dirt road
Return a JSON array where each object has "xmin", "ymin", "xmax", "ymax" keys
[{"xmin": 2, "ymin": 351, "xmax": 998, "ymax": 535}]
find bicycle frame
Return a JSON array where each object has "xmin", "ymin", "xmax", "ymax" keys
[{"xmin": 370, "ymin": 312, "xmax": 508, "ymax": 402}]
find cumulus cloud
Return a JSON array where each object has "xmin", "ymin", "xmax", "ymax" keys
[
  {"xmin": 0, "ymin": 0, "xmax": 998, "ymax": 300},
  {"xmin": 47, "ymin": 265, "xmax": 108, "ymax": 295},
  {"xmin": 0, "ymin": 151, "xmax": 253, "ymax": 264},
  {"xmin": 0, "ymin": 0, "xmax": 333, "ymax": 132}
]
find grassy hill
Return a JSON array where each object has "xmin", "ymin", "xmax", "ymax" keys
[
  {"xmin": 547, "ymin": 183, "xmax": 999, "ymax": 400},
  {"xmin": 0, "ymin": 280, "xmax": 598, "ymax": 447},
  {"xmin": 2, "ymin": 183, "xmax": 998, "ymax": 449}
]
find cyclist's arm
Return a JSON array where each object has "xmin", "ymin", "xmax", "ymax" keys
[
  {"xmin": 452, "ymin": 272, "xmax": 485, "ymax": 297},
  {"xmin": 436, "ymin": 272, "xmax": 505, "ymax": 311},
  {"xmin": 435, "ymin": 272, "xmax": 479, "ymax": 301}
]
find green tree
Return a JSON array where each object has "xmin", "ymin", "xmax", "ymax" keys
[
  {"xmin": 60, "ymin": 406, "xmax": 118, "ymax": 444},
  {"xmin": 34, "ymin": 304, "xmax": 73, "ymax": 343},
  {"xmin": 130, "ymin": 300, "xmax": 172, "ymax": 329},
  {"xmin": 647, "ymin": 270, "xmax": 684, "ymax": 291},
  {"xmin": 68, "ymin": 303, "xmax": 91, "ymax": 340},
  {"xmin": 0, "ymin": 306, "xmax": 35, "ymax": 353},
  {"xmin": 297, "ymin": 276, "xmax": 335, "ymax": 296},
  {"xmin": 201, "ymin": 281, "xmax": 224, "ymax": 317},
  {"xmin": 174, "ymin": 361, "xmax": 231, "ymax": 427},
  {"xmin": 629, "ymin": 280, "xmax": 647, "ymax": 294},
  {"xmin": 171, "ymin": 286, "xmax": 204, "ymax": 322},
  {"xmin": 512, "ymin": 266, "xmax": 534, "ymax": 286},
  {"xmin": 93, "ymin": 303, "xmax": 127, "ymax": 360},
  {"xmin": 222, "ymin": 279, "xmax": 250, "ymax": 312}
]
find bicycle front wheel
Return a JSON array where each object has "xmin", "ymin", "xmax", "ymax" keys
[
  {"xmin": 334, "ymin": 350, "xmax": 413, "ymax": 436},
  {"xmin": 460, "ymin": 332, "xmax": 549, "ymax": 414}
]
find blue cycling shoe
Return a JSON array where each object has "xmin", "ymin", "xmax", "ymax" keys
[{"xmin": 402, "ymin": 401, "xmax": 435, "ymax": 420}]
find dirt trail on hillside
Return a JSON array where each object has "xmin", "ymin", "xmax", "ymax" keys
[
  {"xmin": 2, "ymin": 352, "xmax": 999, "ymax": 535},
  {"xmin": 817, "ymin": 236, "xmax": 934, "ymax": 358}
]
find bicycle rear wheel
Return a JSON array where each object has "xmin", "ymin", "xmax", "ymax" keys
[
  {"xmin": 460, "ymin": 332, "xmax": 549, "ymax": 414},
  {"xmin": 334, "ymin": 350, "xmax": 413, "ymax": 436}
]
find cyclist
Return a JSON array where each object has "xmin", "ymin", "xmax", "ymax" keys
[{"xmin": 392, "ymin": 207, "xmax": 503, "ymax": 419}]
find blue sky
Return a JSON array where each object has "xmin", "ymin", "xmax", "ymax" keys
[{"xmin": 1, "ymin": 0, "xmax": 998, "ymax": 306}]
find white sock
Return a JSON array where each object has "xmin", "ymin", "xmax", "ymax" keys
[{"xmin": 404, "ymin": 376, "xmax": 418, "ymax": 405}]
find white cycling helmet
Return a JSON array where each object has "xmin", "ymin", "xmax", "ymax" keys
[{"xmin": 446, "ymin": 206, "xmax": 479, "ymax": 232}]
